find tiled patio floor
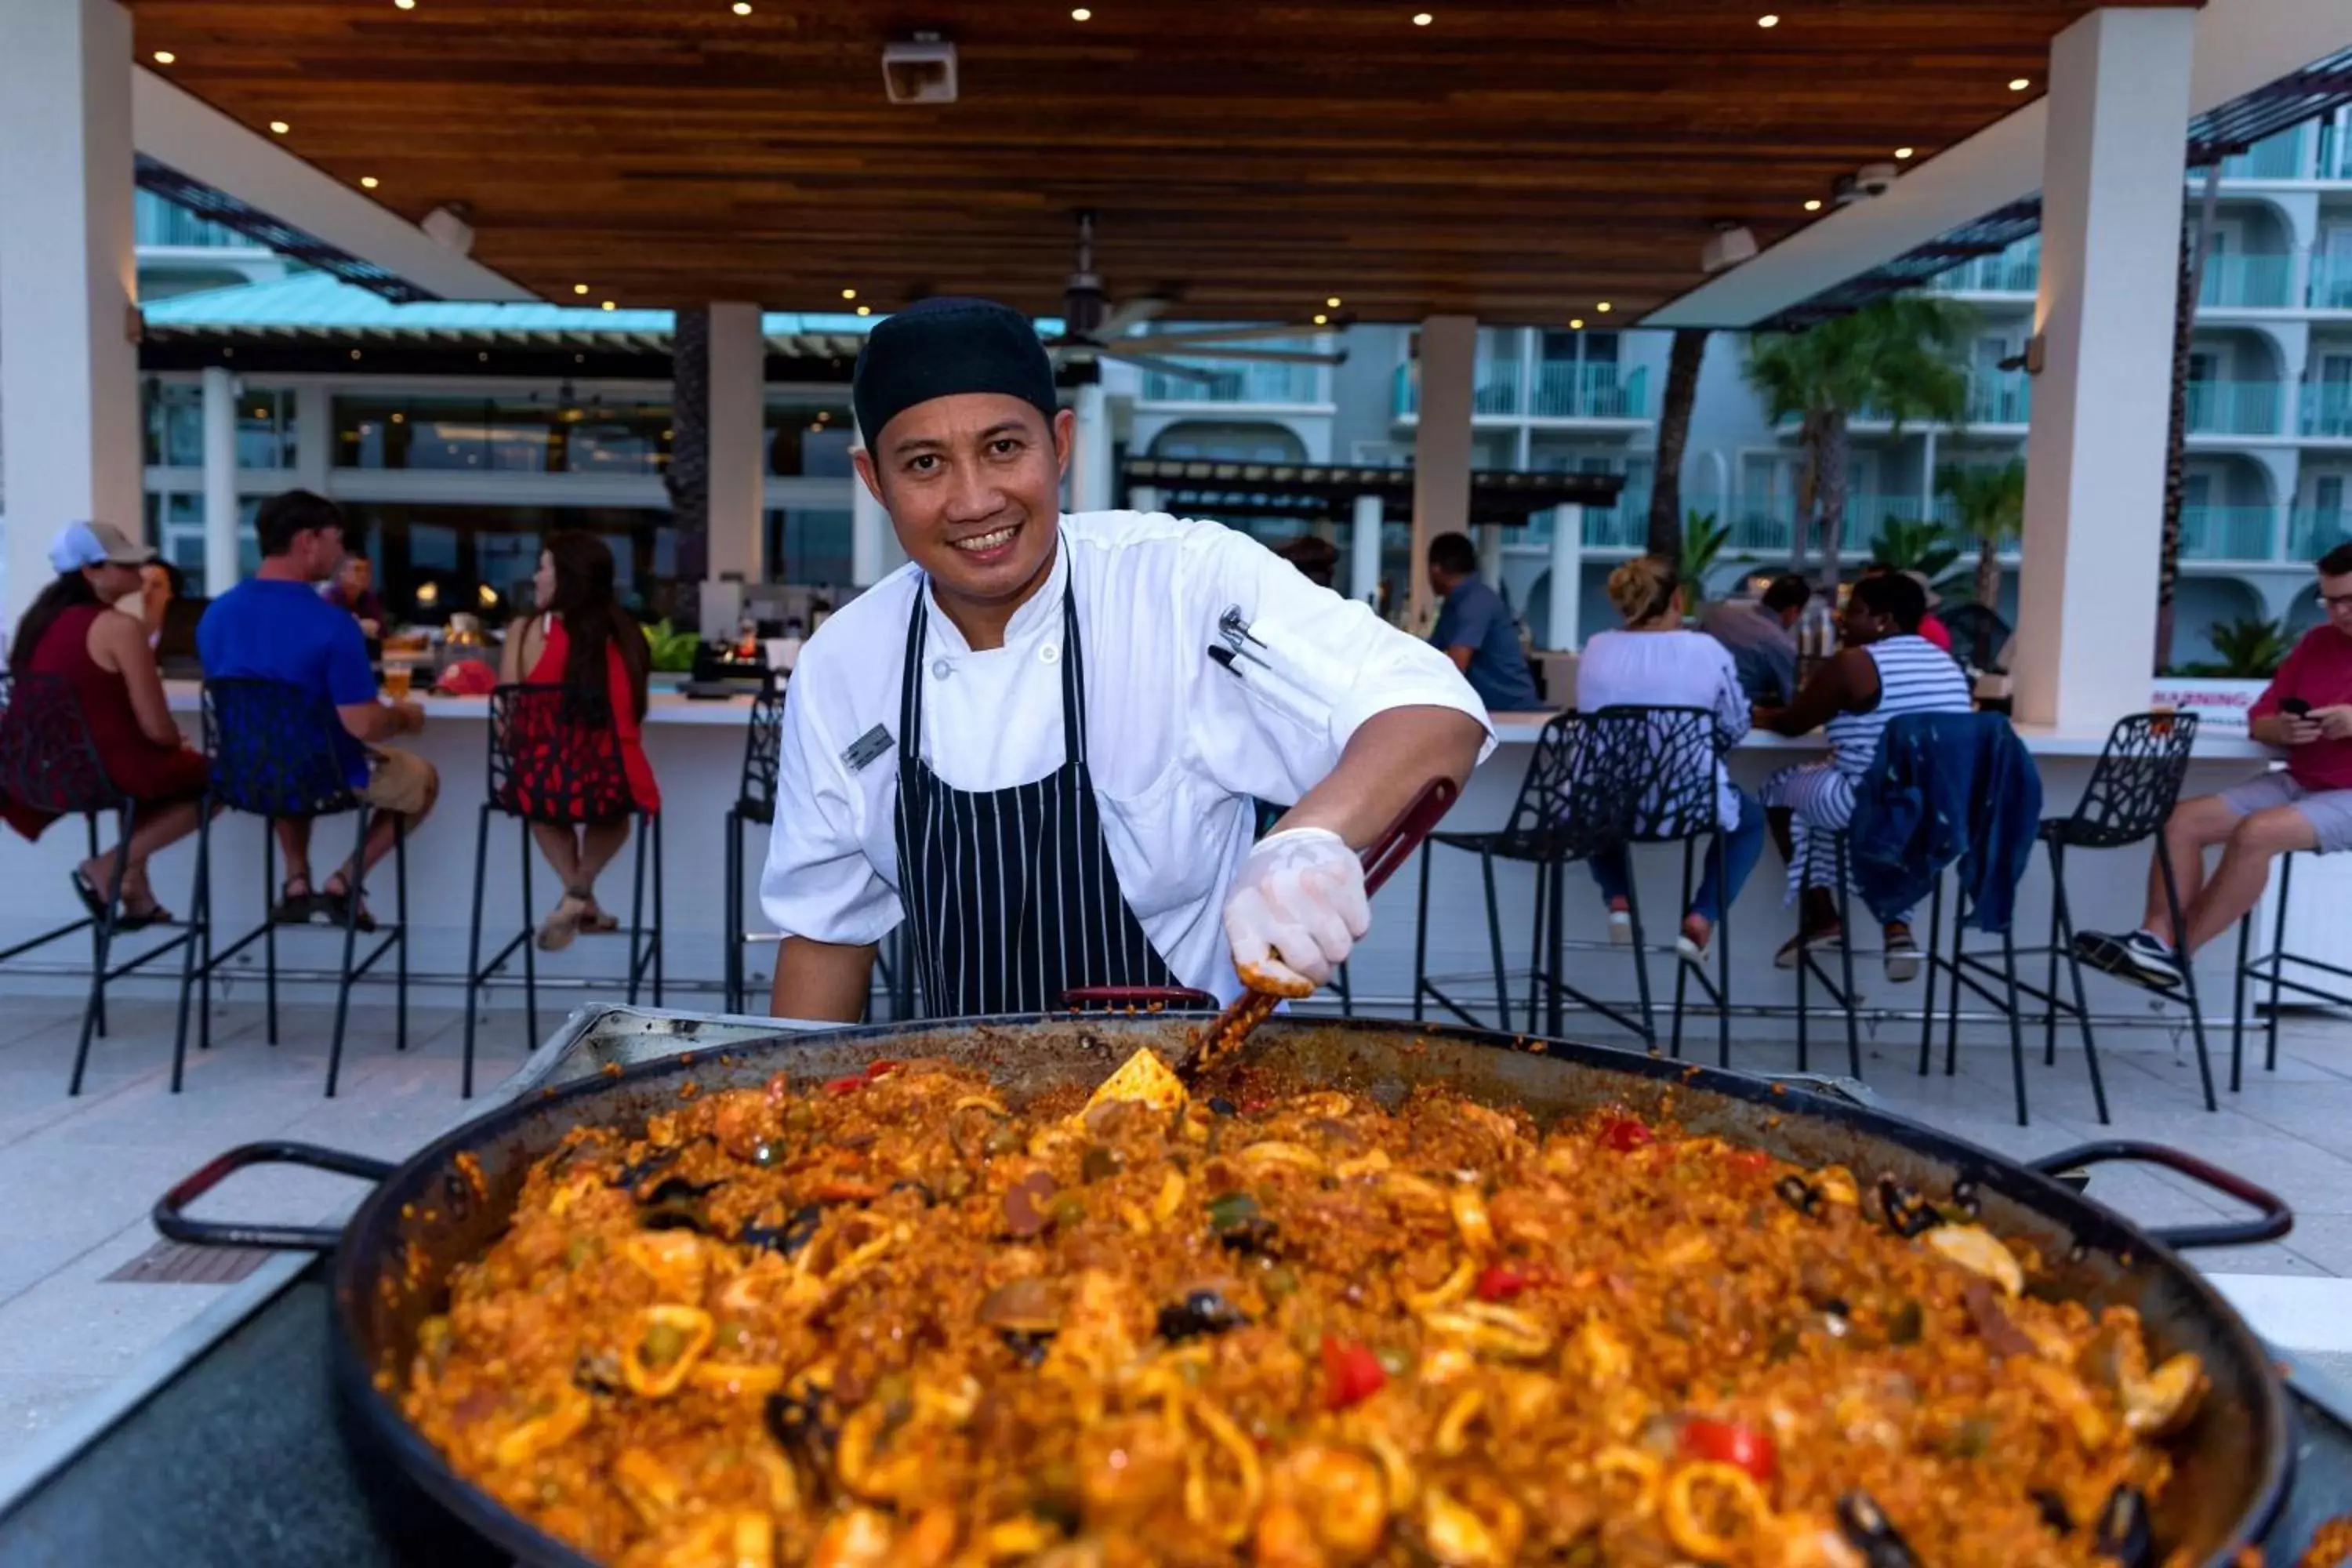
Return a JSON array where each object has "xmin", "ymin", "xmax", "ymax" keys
[{"xmin": 1, "ymin": 989, "xmax": 2348, "ymax": 1469}]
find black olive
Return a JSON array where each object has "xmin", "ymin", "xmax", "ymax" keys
[
  {"xmin": 2031, "ymin": 1490, "xmax": 2074, "ymax": 1536},
  {"xmin": 1157, "ymin": 1289, "xmax": 1250, "ymax": 1342},
  {"xmin": 1001, "ymin": 1330, "xmax": 1054, "ymax": 1367},
  {"xmin": 739, "ymin": 1203, "xmax": 825, "ymax": 1257},
  {"xmin": 1877, "ymin": 1178, "xmax": 1945, "ymax": 1239},
  {"xmin": 763, "ymin": 1388, "xmax": 839, "ymax": 1500},
  {"xmin": 2092, "ymin": 1485, "xmax": 2151, "ymax": 1568},
  {"xmin": 1836, "ymin": 1491, "xmax": 1922, "ymax": 1568},
  {"xmin": 1207, "ymin": 1097, "xmax": 1240, "ymax": 1118},
  {"xmin": 1775, "ymin": 1174, "xmax": 1825, "ymax": 1217}
]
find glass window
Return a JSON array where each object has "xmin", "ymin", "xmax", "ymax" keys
[
  {"xmin": 335, "ymin": 394, "xmax": 672, "ymax": 475},
  {"xmin": 237, "ymin": 387, "xmax": 296, "ymax": 470},
  {"xmin": 766, "ymin": 508, "xmax": 855, "ymax": 586},
  {"xmin": 333, "ymin": 501, "xmax": 681, "ymax": 624},
  {"xmin": 765, "ymin": 399, "xmax": 856, "ymax": 476},
  {"xmin": 1582, "ymin": 332, "xmax": 1620, "ymax": 367},
  {"xmin": 145, "ymin": 382, "xmax": 204, "ymax": 466}
]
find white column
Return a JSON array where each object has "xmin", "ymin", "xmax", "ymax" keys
[
  {"xmin": 704, "ymin": 301, "xmax": 767, "ymax": 583},
  {"xmin": 1410, "ymin": 316, "xmax": 1476, "ymax": 625},
  {"xmin": 2015, "ymin": 7, "xmax": 2195, "ymax": 730},
  {"xmin": 1546, "ymin": 503, "xmax": 1583, "ymax": 651},
  {"xmin": 1071, "ymin": 380, "xmax": 1112, "ymax": 514},
  {"xmin": 1348, "ymin": 492, "xmax": 1384, "ymax": 605},
  {"xmin": 1475, "ymin": 522, "xmax": 1504, "ymax": 589},
  {"xmin": 1918, "ymin": 427, "xmax": 1940, "ymax": 521},
  {"xmin": 201, "ymin": 365, "xmax": 241, "ymax": 594},
  {"xmin": 1, "ymin": 0, "xmax": 138, "ymax": 624},
  {"xmin": 1130, "ymin": 485, "xmax": 1162, "ymax": 515},
  {"xmin": 291, "ymin": 383, "xmax": 332, "ymax": 496},
  {"xmin": 849, "ymin": 419, "xmax": 890, "ymax": 588}
]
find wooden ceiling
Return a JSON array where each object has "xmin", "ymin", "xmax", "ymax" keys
[{"xmin": 125, "ymin": 1, "xmax": 2167, "ymax": 325}]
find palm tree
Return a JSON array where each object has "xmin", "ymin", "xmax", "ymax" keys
[
  {"xmin": 1742, "ymin": 295, "xmax": 1975, "ymax": 588},
  {"xmin": 1647, "ymin": 328, "xmax": 1710, "ymax": 559},
  {"xmin": 665, "ymin": 306, "xmax": 711, "ymax": 593},
  {"xmin": 1936, "ymin": 459, "xmax": 2026, "ymax": 611}
]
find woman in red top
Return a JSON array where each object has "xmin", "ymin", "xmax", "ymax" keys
[
  {"xmin": 500, "ymin": 532, "xmax": 661, "ymax": 951},
  {"xmin": 2, "ymin": 524, "xmax": 210, "ymax": 925}
]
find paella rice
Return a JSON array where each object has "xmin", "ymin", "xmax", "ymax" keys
[{"xmin": 404, "ymin": 1049, "xmax": 2218, "ymax": 1567}]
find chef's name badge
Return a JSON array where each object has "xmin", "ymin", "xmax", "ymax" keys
[{"xmin": 841, "ymin": 724, "xmax": 893, "ymax": 773}]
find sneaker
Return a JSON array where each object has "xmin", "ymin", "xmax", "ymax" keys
[
  {"xmin": 1883, "ymin": 927, "xmax": 1922, "ymax": 984},
  {"xmin": 1606, "ymin": 907, "xmax": 1632, "ymax": 946},
  {"xmin": 2074, "ymin": 929, "xmax": 2183, "ymax": 993},
  {"xmin": 1774, "ymin": 924, "xmax": 1843, "ymax": 970}
]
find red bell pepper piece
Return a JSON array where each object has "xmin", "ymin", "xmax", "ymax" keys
[
  {"xmin": 1320, "ymin": 1335, "xmax": 1388, "ymax": 1410},
  {"xmin": 1474, "ymin": 1264, "xmax": 1530, "ymax": 1302},
  {"xmin": 1599, "ymin": 1116, "xmax": 1656, "ymax": 1152},
  {"xmin": 1679, "ymin": 1417, "xmax": 1777, "ymax": 1483}
]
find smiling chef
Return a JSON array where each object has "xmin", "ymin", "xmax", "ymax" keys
[{"xmin": 760, "ymin": 297, "xmax": 1490, "ymax": 1022}]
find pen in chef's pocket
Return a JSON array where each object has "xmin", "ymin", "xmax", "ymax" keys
[{"xmin": 1208, "ymin": 644, "xmax": 1329, "ymax": 731}]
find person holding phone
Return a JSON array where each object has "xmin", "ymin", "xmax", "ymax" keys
[{"xmin": 2075, "ymin": 542, "xmax": 2352, "ymax": 990}]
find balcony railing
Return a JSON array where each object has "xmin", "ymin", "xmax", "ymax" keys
[
  {"xmin": 2314, "ymin": 254, "xmax": 2352, "ymax": 311},
  {"xmin": 1929, "ymin": 242, "xmax": 2040, "ymax": 296},
  {"xmin": 1967, "ymin": 370, "xmax": 2032, "ymax": 426},
  {"xmin": 2186, "ymin": 379, "xmax": 2284, "ymax": 436},
  {"xmin": 2303, "ymin": 382, "xmax": 2352, "ymax": 439},
  {"xmin": 2198, "ymin": 253, "xmax": 2294, "ymax": 309},
  {"xmin": 2178, "ymin": 505, "xmax": 2277, "ymax": 561},
  {"xmin": 2291, "ymin": 508, "xmax": 2351, "ymax": 560},
  {"xmin": 1139, "ymin": 359, "xmax": 1326, "ymax": 405},
  {"xmin": 2324, "ymin": 125, "xmax": 2352, "ymax": 181},
  {"xmin": 2216, "ymin": 127, "xmax": 2307, "ymax": 181},
  {"xmin": 134, "ymin": 189, "xmax": 256, "ymax": 249},
  {"xmin": 1526, "ymin": 362, "xmax": 1650, "ymax": 419}
]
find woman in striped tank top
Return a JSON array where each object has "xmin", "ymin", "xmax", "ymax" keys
[{"xmin": 1755, "ymin": 572, "xmax": 1973, "ymax": 978}]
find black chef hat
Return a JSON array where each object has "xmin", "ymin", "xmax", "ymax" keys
[{"xmin": 851, "ymin": 296, "xmax": 1059, "ymax": 449}]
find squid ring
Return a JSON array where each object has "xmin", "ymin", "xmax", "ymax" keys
[{"xmin": 1663, "ymin": 1461, "xmax": 1775, "ymax": 1563}]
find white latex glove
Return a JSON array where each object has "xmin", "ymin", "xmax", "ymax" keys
[{"xmin": 1222, "ymin": 827, "xmax": 1370, "ymax": 996}]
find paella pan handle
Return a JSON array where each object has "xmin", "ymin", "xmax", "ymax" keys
[
  {"xmin": 2027, "ymin": 1140, "xmax": 2292, "ymax": 1250},
  {"xmin": 1061, "ymin": 986, "xmax": 1220, "ymax": 1011},
  {"xmin": 154, "ymin": 1140, "xmax": 397, "ymax": 1252}
]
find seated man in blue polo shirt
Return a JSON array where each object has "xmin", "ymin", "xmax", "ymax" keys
[
  {"xmin": 198, "ymin": 489, "xmax": 438, "ymax": 927},
  {"xmin": 1427, "ymin": 531, "xmax": 1543, "ymax": 711}
]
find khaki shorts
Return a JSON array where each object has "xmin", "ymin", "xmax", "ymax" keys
[
  {"xmin": 2219, "ymin": 770, "xmax": 2352, "ymax": 855},
  {"xmin": 360, "ymin": 746, "xmax": 437, "ymax": 816}
]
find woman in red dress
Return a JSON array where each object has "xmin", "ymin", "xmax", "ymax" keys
[
  {"xmin": 499, "ymin": 532, "xmax": 661, "ymax": 951},
  {"xmin": 2, "ymin": 523, "xmax": 211, "ymax": 925}
]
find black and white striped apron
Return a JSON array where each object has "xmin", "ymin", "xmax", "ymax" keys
[{"xmin": 891, "ymin": 579, "xmax": 1178, "ymax": 1016}]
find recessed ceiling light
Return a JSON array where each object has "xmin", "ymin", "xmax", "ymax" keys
[
  {"xmin": 1803, "ymin": 198, "xmax": 1823, "ymax": 211},
  {"xmin": 1071, "ymin": 5, "xmax": 1091, "ymax": 17},
  {"xmin": 601, "ymin": 300, "xmax": 616, "ymax": 311},
  {"xmin": 731, "ymin": 1, "xmax": 751, "ymax": 13},
  {"xmin": 1412, "ymin": 12, "xmax": 1433, "ymax": 25},
  {"xmin": 359, "ymin": 176, "xmax": 379, "ymax": 189},
  {"xmin": 574, "ymin": 284, "xmax": 590, "ymax": 295},
  {"xmin": 394, "ymin": 0, "xmax": 416, "ymax": 9},
  {"xmin": 1569, "ymin": 318, "xmax": 1584, "ymax": 329},
  {"xmin": 1596, "ymin": 302, "xmax": 1612, "ymax": 313},
  {"xmin": 2008, "ymin": 77, "xmax": 2031, "ymax": 91},
  {"xmin": 1757, "ymin": 13, "xmax": 1779, "ymax": 27},
  {"xmin": 1312, "ymin": 313, "xmax": 1329, "ymax": 325},
  {"xmin": 151, "ymin": 49, "xmax": 176, "ymax": 64},
  {"xmin": 268, "ymin": 120, "xmax": 290, "ymax": 134},
  {"xmin": 856, "ymin": 305, "xmax": 873, "ymax": 317},
  {"xmin": 1326, "ymin": 296, "xmax": 1342, "ymax": 308},
  {"xmin": 1894, "ymin": 146, "xmax": 1915, "ymax": 159},
  {"xmin": 841, "ymin": 287, "xmax": 857, "ymax": 300}
]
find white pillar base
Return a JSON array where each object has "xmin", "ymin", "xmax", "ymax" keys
[
  {"xmin": 201, "ymin": 365, "xmax": 240, "ymax": 595},
  {"xmin": 1071, "ymin": 381, "xmax": 1112, "ymax": 514},
  {"xmin": 1, "ymin": 0, "xmax": 139, "ymax": 624},
  {"xmin": 1349, "ymin": 492, "xmax": 1385, "ymax": 606},
  {"xmin": 705, "ymin": 301, "xmax": 767, "ymax": 585}
]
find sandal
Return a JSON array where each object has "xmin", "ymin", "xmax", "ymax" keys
[
  {"xmin": 114, "ymin": 901, "xmax": 174, "ymax": 931},
  {"xmin": 538, "ymin": 887, "xmax": 592, "ymax": 953},
  {"xmin": 272, "ymin": 876, "xmax": 322, "ymax": 926},
  {"xmin": 318, "ymin": 880, "xmax": 378, "ymax": 934},
  {"xmin": 579, "ymin": 903, "xmax": 621, "ymax": 935}
]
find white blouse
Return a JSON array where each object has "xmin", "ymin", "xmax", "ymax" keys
[
  {"xmin": 760, "ymin": 510, "xmax": 1493, "ymax": 1001},
  {"xmin": 1574, "ymin": 628, "xmax": 1751, "ymax": 830}
]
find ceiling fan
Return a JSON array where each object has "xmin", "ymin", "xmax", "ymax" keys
[{"xmin": 1043, "ymin": 209, "xmax": 1349, "ymax": 384}]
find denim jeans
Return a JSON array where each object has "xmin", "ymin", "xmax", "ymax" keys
[{"xmin": 1588, "ymin": 787, "xmax": 1768, "ymax": 925}]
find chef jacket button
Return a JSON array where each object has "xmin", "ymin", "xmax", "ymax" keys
[
  {"xmin": 931, "ymin": 659, "xmax": 953, "ymax": 681},
  {"xmin": 1040, "ymin": 642, "xmax": 1062, "ymax": 666}
]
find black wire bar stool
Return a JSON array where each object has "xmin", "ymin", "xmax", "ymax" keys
[
  {"xmin": 2233, "ymin": 849, "xmax": 2352, "ymax": 1090},
  {"xmin": 1602, "ymin": 705, "xmax": 1741, "ymax": 1068}
]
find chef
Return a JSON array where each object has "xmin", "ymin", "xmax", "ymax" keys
[{"xmin": 761, "ymin": 297, "xmax": 1489, "ymax": 1022}]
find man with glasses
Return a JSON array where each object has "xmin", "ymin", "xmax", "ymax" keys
[{"xmin": 2077, "ymin": 542, "xmax": 2352, "ymax": 990}]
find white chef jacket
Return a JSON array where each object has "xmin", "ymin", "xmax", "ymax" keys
[{"xmin": 759, "ymin": 510, "xmax": 1493, "ymax": 1002}]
